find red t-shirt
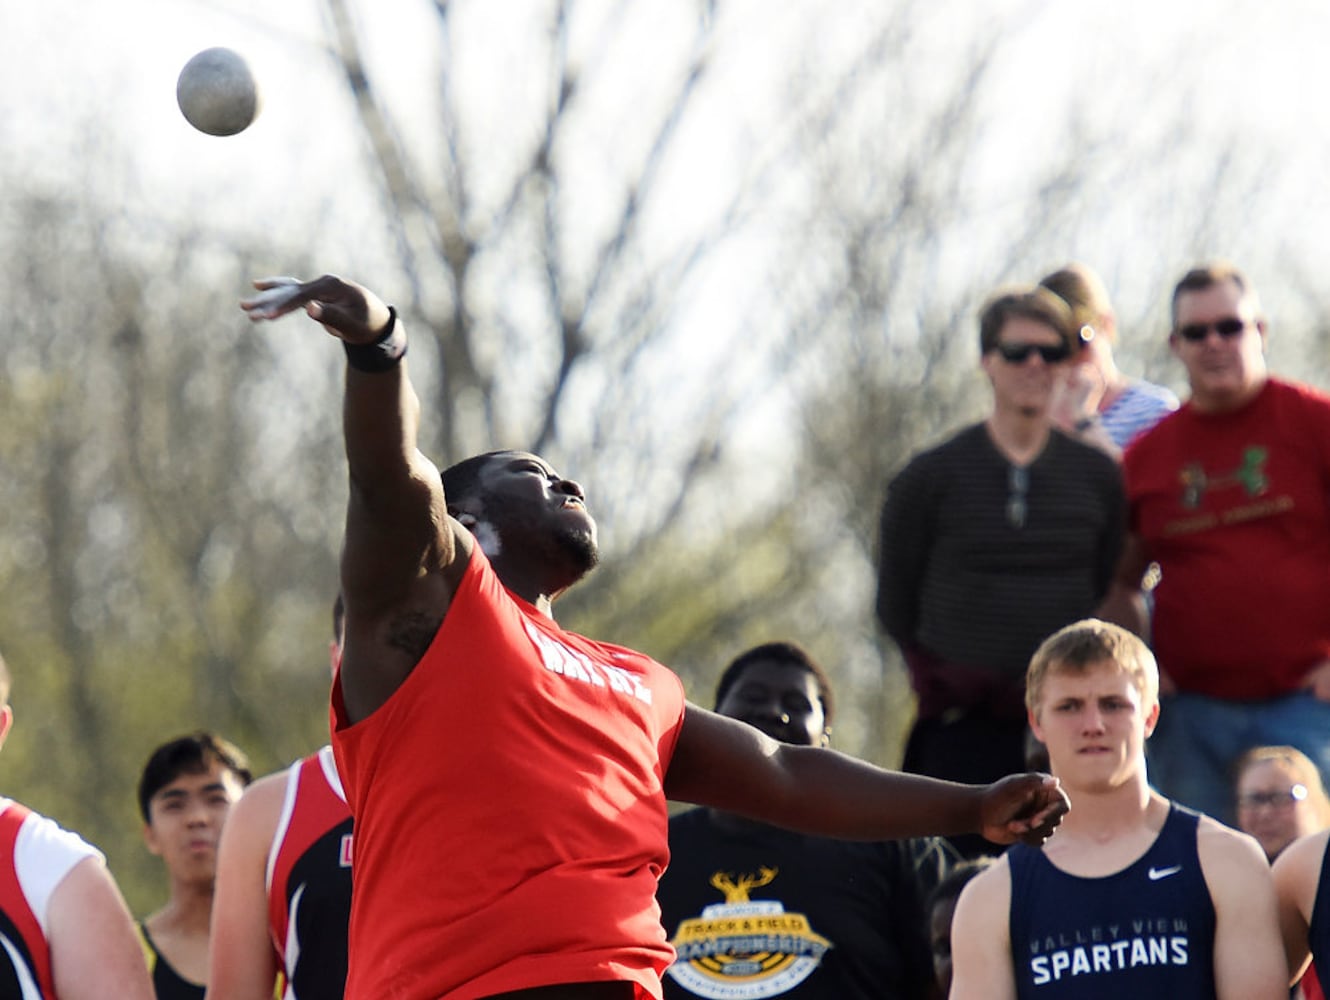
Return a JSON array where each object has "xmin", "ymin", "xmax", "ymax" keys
[
  {"xmin": 1124, "ymin": 378, "xmax": 1330, "ymax": 697},
  {"xmin": 332, "ymin": 547, "xmax": 687, "ymax": 1000}
]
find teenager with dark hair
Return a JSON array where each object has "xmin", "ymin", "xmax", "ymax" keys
[{"xmin": 138, "ymin": 732, "xmax": 251, "ymax": 999}]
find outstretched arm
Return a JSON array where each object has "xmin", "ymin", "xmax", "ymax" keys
[
  {"xmin": 664, "ymin": 705, "xmax": 1068, "ymax": 845},
  {"xmin": 242, "ymin": 276, "xmax": 467, "ymax": 721},
  {"xmin": 48, "ymin": 857, "xmax": 155, "ymax": 1000},
  {"xmin": 205, "ymin": 773, "xmax": 285, "ymax": 1000}
]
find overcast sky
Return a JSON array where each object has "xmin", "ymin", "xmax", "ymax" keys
[{"xmin": 7, "ymin": 0, "xmax": 1330, "ymax": 355}]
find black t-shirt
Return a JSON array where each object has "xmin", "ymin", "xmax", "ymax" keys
[{"xmin": 657, "ymin": 808, "xmax": 954, "ymax": 1000}]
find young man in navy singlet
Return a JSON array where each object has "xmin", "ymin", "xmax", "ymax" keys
[
  {"xmin": 950, "ymin": 619, "xmax": 1285, "ymax": 999},
  {"xmin": 240, "ymin": 274, "xmax": 1071, "ymax": 1000}
]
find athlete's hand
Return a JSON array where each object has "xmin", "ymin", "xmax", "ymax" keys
[
  {"xmin": 978, "ymin": 773, "xmax": 1070, "ymax": 847},
  {"xmin": 240, "ymin": 275, "xmax": 392, "ymax": 344}
]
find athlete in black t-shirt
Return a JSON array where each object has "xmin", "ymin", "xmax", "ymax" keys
[{"xmin": 658, "ymin": 642, "xmax": 955, "ymax": 999}]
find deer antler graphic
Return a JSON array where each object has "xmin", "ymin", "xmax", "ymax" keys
[{"xmin": 709, "ymin": 867, "xmax": 779, "ymax": 903}]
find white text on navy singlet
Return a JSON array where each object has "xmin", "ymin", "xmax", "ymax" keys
[{"xmin": 1028, "ymin": 918, "xmax": 1190, "ymax": 986}]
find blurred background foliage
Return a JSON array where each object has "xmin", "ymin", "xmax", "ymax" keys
[{"xmin": 2, "ymin": 0, "xmax": 1329, "ymax": 911}]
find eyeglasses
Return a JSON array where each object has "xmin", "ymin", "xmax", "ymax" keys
[
  {"xmin": 1175, "ymin": 317, "xmax": 1246, "ymax": 342},
  {"xmin": 1237, "ymin": 784, "xmax": 1308, "ymax": 810},
  {"xmin": 1006, "ymin": 466, "xmax": 1029, "ymax": 529},
  {"xmin": 996, "ymin": 342, "xmax": 1071, "ymax": 364}
]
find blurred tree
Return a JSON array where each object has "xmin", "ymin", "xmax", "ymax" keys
[
  {"xmin": 0, "ymin": 186, "xmax": 348, "ymax": 908},
  {"xmin": 4, "ymin": 0, "xmax": 1330, "ymax": 914}
]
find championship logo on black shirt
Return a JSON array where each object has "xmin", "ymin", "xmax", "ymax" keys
[{"xmin": 667, "ymin": 868, "xmax": 831, "ymax": 999}]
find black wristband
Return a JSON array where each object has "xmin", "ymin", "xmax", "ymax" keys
[{"xmin": 343, "ymin": 308, "xmax": 406, "ymax": 373}]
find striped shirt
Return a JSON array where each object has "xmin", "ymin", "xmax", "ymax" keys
[
  {"xmin": 877, "ymin": 423, "xmax": 1124, "ymax": 717},
  {"xmin": 1101, "ymin": 379, "xmax": 1178, "ymax": 449}
]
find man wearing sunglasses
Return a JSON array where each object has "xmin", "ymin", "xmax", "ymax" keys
[
  {"xmin": 877, "ymin": 285, "xmax": 1124, "ymax": 857},
  {"xmin": 1104, "ymin": 262, "xmax": 1330, "ymax": 827}
]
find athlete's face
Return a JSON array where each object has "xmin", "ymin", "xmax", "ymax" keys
[
  {"xmin": 143, "ymin": 759, "xmax": 245, "ymax": 887},
  {"xmin": 716, "ymin": 659, "xmax": 827, "ymax": 747},
  {"xmin": 1028, "ymin": 660, "xmax": 1158, "ymax": 793},
  {"xmin": 472, "ymin": 452, "xmax": 598, "ymax": 580}
]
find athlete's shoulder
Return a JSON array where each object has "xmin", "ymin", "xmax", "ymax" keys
[
  {"xmin": 1195, "ymin": 810, "xmax": 1264, "ymax": 859},
  {"xmin": 216, "ymin": 769, "xmax": 287, "ymax": 865},
  {"xmin": 1273, "ymin": 828, "xmax": 1330, "ymax": 890},
  {"xmin": 230, "ymin": 769, "xmax": 288, "ymax": 825},
  {"xmin": 963, "ymin": 851, "xmax": 1012, "ymax": 899},
  {"xmin": 1196, "ymin": 812, "xmax": 1275, "ymax": 903},
  {"xmin": 952, "ymin": 854, "xmax": 1012, "ymax": 933},
  {"xmin": 14, "ymin": 806, "xmax": 101, "ymax": 868}
]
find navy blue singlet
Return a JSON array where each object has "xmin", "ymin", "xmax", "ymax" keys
[{"xmin": 1007, "ymin": 804, "xmax": 1216, "ymax": 999}]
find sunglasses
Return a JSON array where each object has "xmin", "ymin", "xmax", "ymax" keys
[
  {"xmin": 1006, "ymin": 466, "xmax": 1029, "ymax": 529},
  {"xmin": 996, "ymin": 342, "xmax": 1071, "ymax": 364},
  {"xmin": 1175, "ymin": 317, "xmax": 1246, "ymax": 342}
]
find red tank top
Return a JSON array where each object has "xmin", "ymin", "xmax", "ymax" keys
[
  {"xmin": 0, "ymin": 801, "xmax": 57, "ymax": 998},
  {"xmin": 332, "ymin": 547, "xmax": 687, "ymax": 1000},
  {"xmin": 266, "ymin": 747, "xmax": 352, "ymax": 999}
]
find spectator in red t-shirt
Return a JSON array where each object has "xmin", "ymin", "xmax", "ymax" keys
[{"xmin": 1103, "ymin": 262, "xmax": 1330, "ymax": 825}]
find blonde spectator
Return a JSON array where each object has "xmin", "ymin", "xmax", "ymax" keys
[
  {"xmin": 1235, "ymin": 746, "xmax": 1330, "ymax": 862},
  {"xmin": 1040, "ymin": 262, "xmax": 1178, "ymax": 458},
  {"xmin": 1240, "ymin": 748, "xmax": 1330, "ymax": 999}
]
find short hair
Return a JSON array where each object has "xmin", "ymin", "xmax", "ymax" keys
[
  {"xmin": 137, "ymin": 731, "xmax": 253, "ymax": 823},
  {"xmin": 978, "ymin": 285, "xmax": 1077, "ymax": 356},
  {"xmin": 1233, "ymin": 745, "xmax": 1330, "ymax": 823},
  {"xmin": 1038, "ymin": 263, "xmax": 1112, "ymax": 342},
  {"xmin": 1170, "ymin": 261, "xmax": 1261, "ymax": 328},
  {"xmin": 713, "ymin": 641, "xmax": 836, "ymax": 728},
  {"xmin": 440, "ymin": 450, "xmax": 516, "ymax": 507},
  {"xmin": 1025, "ymin": 619, "xmax": 1159, "ymax": 716}
]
